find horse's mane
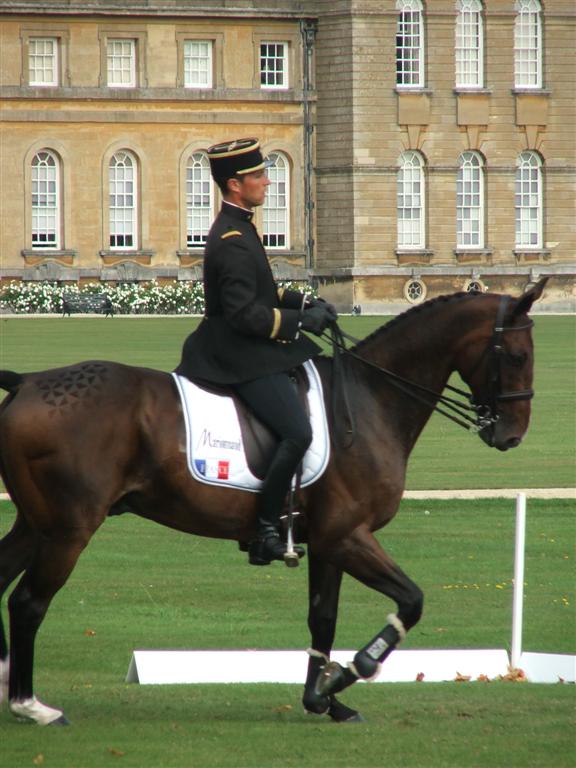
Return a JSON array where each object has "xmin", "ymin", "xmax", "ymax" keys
[{"xmin": 352, "ymin": 291, "xmax": 482, "ymax": 352}]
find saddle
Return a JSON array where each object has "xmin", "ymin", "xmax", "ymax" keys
[
  {"xmin": 171, "ymin": 360, "xmax": 330, "ymax": 494},
  {"xmin": 193, "ymin": 367, "xmax": 310, "ymax": 480}
]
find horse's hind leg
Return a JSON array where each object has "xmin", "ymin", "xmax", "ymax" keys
[
  {"xmin": 8, "ymin": 526, "xmax": 95, "ymax": 725},
  {"xmin": 0, "ymin": 514, "xmax": 38, "ymax": 706},
  {"xmin": 316, "ymin": 527, "xmax": 423, "ymax": 698},
  {"xmin": 303, "ymin": 555, "xmax": 363, "ymax": 722}
]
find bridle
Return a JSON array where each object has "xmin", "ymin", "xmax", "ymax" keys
[{"xmin": 324, "ymin": 295, "xmax": 535, "ymax": 440}]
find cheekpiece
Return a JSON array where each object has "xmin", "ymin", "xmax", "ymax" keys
[{"xmin": 207, "ymin": 138, "xmax": 268, "ymax": 182}]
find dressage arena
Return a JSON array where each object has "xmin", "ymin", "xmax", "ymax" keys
[{"xmin": 0, "ymin": 316, "xmax": 574, "ymax": 768}]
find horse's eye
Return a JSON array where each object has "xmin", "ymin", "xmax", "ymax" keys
[{"xmin": 506, "ymin": 351, "xmax": 528, "ymax": 367}]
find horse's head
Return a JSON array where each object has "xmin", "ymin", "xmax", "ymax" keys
[{"xmin": 458, "ymin": 278, "xmax": 547, "ymax": 452}]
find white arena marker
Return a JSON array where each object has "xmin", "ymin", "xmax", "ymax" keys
[
  {"xmin": 511, "ymin": 492, "xmax": 527, "ymax": 670},
  {"xmin": 126, "ymin": 648, "xmax": 510, "ymax": 685}
]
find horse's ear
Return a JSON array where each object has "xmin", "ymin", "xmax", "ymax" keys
[{"xmin": 513, "ymin": 277, "xmax": 549, "ymax": 316}]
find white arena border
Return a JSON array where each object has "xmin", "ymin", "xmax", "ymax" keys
[{"xmin": 126, "ymin": 493, "xmax": 575, "ymax": 686}]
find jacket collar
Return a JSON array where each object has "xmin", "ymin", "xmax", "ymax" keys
[{"xmin": 221, "ymin": 201, "xmax": 254, "ymax": 223}]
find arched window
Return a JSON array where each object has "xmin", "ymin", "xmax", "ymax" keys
[
  {"xmin": 109, "ymin": 150, "xmax": 137, "ymax": 250},
  {"xmin": 515, "ymin": 152, "xmax": 543, "ymax": 248},
  {"xmin": 263, "ymin": 152, "xmax": 289, "ymax": 249},
  {"xmin": 186, "ymin": 152, "xmax": 213, "ymax": 247},
  {"xmin": 396, "ymin": 0, "xmax": 424, "ymax": 88},
  {"xmin": 31, "ymin": 150, "xmax": 60, "ymax": 249},
  {"xmin": 457, "ymin": 152, "xmax": 484, "ymax": 248},
  {"xmin": 514, "ymin": 0, "xmax": 542, "ymax": 88},
  {"xmin": 397, "ymin": 151, "xmax": 425, "ymax": 249},
  {"xmin": 455, "ymin": 0, "xmax": 483, "ymax": 88}
]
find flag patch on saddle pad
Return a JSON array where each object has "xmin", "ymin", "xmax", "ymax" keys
[{"xmin": 171, "ymin": 360, "xmax": 330, "ymax": 492}]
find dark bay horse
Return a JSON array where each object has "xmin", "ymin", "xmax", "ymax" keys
[{"xmin": 0, "ymin": 280, "xmax": 545, "ymax": 725}]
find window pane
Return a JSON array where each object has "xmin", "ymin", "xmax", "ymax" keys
[
  {"xmin": 186, "ymin": 152, "xmax": 213, "ymax": 246},
  {"xmin": 184, "ymin": 40, "xmax": 213, "ymax": 88},
  {"xmin": 263, "ymin": 153, "xmax": 289, "ymax": 248},
  {"xmin": 397, "ymin": 151, "xmax": 424, "ymax": 248},
  {"xmin": 29, "ymin": 37, "xmax": 58, "ymax": 86},
  {"xmin": 107, "ymin": 39, "xmax": 136, "ymax": 87},
  {"xmin": 31, "ymin": 151, "xmax": 59, "ymax": 248},
  {"xmin": 260, "ymin": 42, "xmax": 288, "ymax": 89},
  {"xmin": 109, "ymin": 151, "xmax": 137, "ymax": 249}
]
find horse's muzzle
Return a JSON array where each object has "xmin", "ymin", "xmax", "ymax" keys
[{"xmin": 478, "ymin": 425, "xmax": 523, "ymax": 451}]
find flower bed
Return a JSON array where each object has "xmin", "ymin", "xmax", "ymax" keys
[{"xmin": 0, "ymin": 280, "xmax": 315, "ymax": 315}]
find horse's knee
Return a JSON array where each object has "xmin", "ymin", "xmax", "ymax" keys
[
  {"xmin": 399, "ymin": 585, "xmax": 424, "ymax": 629},
  {"xmin": 8, "ymin": 587, "xmax": 46, "ymax": 632}
]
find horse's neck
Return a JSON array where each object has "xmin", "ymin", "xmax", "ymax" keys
[{"xmin": 351, "ymin": 305, "xmax": 473, "ymax": 448}]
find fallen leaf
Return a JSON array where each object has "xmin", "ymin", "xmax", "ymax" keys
[
  {"xmin": 271, "ymin": 704, "xmax": 293, "ymax": 713},
  {"xmin": 415, "ymin": 672, "xmax": 425, "ymax": 682},
  {"xmin": 84, "ymin": 629, "xmax": 96, "ymax": 637},
  {"xmin": 499, "ymin": 666, "xmax": 527, "ymax": 682},
  {"xmin": 107, "ymin": 747, "xmax": 126, "ymax": 757},
  {"xmin": 476, "ymin": 674, "xmax": 491, "ymax": 682},
  {"xmin": 33, "ymin": 755, "xmax": 44, "ymax": 766},
  {"xmin": 454, "ymin": 672, "xmax": 471, "ymax": 682},
  {"xmin": 457, "ymin": 711, "xmax": 473, "ymax": 718}
]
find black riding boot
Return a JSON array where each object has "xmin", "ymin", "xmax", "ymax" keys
[{"xmin": 248, "ymin": 440, "xmax": 306, "ymax": 566}]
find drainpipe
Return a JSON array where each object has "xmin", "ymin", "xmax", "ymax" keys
[{"xmin": 301, "ymin": 18, "xmax": 317, "ymax": 273}]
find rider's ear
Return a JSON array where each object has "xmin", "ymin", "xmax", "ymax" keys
[{"xmin": 513, "ymin": 277, "xmax": 548, "ymax": 316}]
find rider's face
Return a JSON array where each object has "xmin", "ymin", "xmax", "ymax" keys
[{"xmin": 230, "ymin": 170, "xmax": 270, "ymax": 209}]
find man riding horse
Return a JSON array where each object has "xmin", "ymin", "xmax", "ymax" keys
[{"xmin": 176, "ymin": 138, "xmax": 337, "ymax": 566}]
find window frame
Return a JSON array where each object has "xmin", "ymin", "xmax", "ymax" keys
[
  {"xmin": 20, "ymin": 27, "xmax": 70, "ymax": 87},
  {"xmin": 455, "ymin": 0, "xmax": 484, "ymax": 89},
  {"xmin": 185, "ymin": 151, "xmax": 214, "ymax": 249},
  {"xmin": 108, "ymin": 150, "xmax": 138, "ymax": 251},
  {"xmin": 98, "ymin": 28, "xmax": 147, "ymax": 88},
  {"xmin": 259, "ymin": 40, "xmax": 290, "ymax": 91},
  {"xmin": 457, "ymin": 151, "xmax": 485, "ymax": 249},
  {"xmin": 28, "ymin": 37, "xmax": 59, "ymax": 87},
  {"xmin": 397, "ymin": 151, "xmax": 426, "ymax": 250},
  {"xmin": 263, "ymin": 151, "xmax": 290, "ymax": 250},
  {"xmin": 514, "ymin": 0, "xmax": 543, "ymax": 89},
  {"xmin": 396, "ymin": 0, "xmax": 425, "ymax": 90},
  {"xmin": 515, "ymin": 151, "xmax": 543, "ymax": 249},
  {"xmin": 182, "ymin": 39, "xmax": 213, "ymax": 89},
  {"xmin": 31, "ymin": 149, "xmax": 61, "ymax": 250}
]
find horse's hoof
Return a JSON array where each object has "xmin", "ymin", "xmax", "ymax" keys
[
  {"xmin": 49, "ymin": 714, "xmax": 71, "ymax": 727},
  {"xmin": 328, "ymin": 697, "xmax": 364, "ymax": 723}
]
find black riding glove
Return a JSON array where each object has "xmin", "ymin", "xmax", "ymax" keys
[
  {"xmin": 300, "ymin": 305, "xmax": 334, "ymax": 336},
  {"xmin": 307, "ymin": 296, "xmax": 338, "ymax": 322}
]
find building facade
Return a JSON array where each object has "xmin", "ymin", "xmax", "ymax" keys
[{"xmin": 0, "ymin": 0, "xmax": 574, "ymax": 310}]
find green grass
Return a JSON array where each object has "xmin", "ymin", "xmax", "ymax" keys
[
  {"xmin": 0, "ymin": 315, "xmax": 574, "ymax": 489},
  {"xmin": 0, "ymin": 498, "xmax": 574, "ymax": 767}
]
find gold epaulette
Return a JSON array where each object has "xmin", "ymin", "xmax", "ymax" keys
[{"xmin": 221, "ymin": 230, "xmax": 242, "ymax": 239}]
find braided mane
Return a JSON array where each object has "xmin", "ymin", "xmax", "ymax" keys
[{"xmin": 352, "ymin": 291, "xmax": 482, "ymax": 352}]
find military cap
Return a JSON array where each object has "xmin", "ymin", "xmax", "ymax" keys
[{"xmin": 207, "ymin": 138, "xmax": 270, "ymax": 183}]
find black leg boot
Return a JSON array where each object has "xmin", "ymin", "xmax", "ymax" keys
[{"xmin": 248, "ymin": 440, "xmax": 306, "ymax": 566}]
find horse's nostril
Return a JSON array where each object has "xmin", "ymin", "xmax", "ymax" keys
[{"xmin": 505, "ymin": 437, "xmax": 521, "ymax": 449}]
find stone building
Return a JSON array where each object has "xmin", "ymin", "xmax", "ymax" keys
[{"xmin": 0, "ymin": 0, "xmax": 574, "ymax": 310}]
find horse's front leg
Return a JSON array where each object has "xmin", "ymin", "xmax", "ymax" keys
[
  {"xmin": 303, "ymin": 555, "xmax": 362, "ymax": 722},
  {"xmin": 316, "ymin": 526, "xmax": 423, "ymax": 698}
]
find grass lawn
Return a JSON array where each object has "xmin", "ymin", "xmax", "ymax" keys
[
  {"xmin": 0, "ymin": 498, "xmax": 574, "ymax": 767},
  {"xmin": 0, "ymin": 314, "xmax": 574, "ymax": 489}
]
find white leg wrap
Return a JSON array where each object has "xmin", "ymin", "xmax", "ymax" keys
[
  {"xmin": 387, "ymin": 613, "xmax": 407, "ymax": 642},
  {"xmin": 0, "ymin": 658, "xmax": 8, "ymax": 705},
  {"xmin": 306, "ymin": 648, "xmax": 329, "ymax": 663},
  {"xmin": 347, "ymin": 660, "xmax": 382, "ymax": 682},
  {"xmin": 10, "ymin": 696, "xmax": 64, "ymax": 726}
]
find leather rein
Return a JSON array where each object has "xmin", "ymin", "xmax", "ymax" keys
[{"xmin": 323, "ymin": 295, "xmax": 535, "ymax": 440}]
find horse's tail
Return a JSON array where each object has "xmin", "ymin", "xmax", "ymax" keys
[{"xmin": 0, "ymin": 370, "xmax": 24, "ymax": 394}]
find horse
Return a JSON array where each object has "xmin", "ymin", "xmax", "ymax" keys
[{"xmin": 0, "ymin": 279, "xmax": 546, "ymax": 725}]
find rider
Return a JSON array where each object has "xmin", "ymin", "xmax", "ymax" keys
[{"xmin": 175, "ymin": 138, "xmax": 337, "ymax": 566}]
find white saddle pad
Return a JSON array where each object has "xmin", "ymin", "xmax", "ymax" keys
[{"xmin": 171, "ymin": 360, "xmax": 330, "ymax": 493}]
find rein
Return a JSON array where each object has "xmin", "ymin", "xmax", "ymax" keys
[{"xmin": 323, "ymin": 296, "xmax": 535, "ymax": 438}]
